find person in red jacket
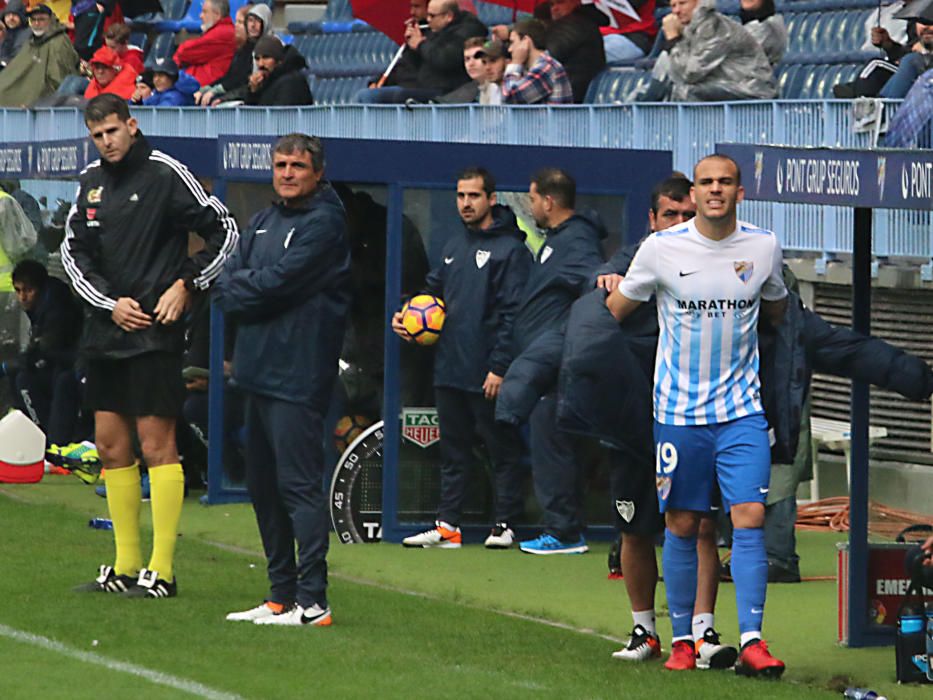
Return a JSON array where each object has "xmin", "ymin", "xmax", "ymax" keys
[
  {"xmin": 103, "ymin": 22, "xmax": 143, "ymax": 75},
  {"xmin": 173, "ymin": 0, "xmax": 235, "ymax": 87},
  {"xmin": 83, "ymin": 44, "xmax": 138, "ymax": 99}
]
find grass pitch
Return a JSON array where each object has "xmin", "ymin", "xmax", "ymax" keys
[{"xmin": 0, "ymin": 478, "xmax": 923, "ymax": 699}]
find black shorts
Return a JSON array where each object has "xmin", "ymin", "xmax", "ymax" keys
[
  {"xmin": 84, "ymin": 352, "xmax": 184, "ymax": 418},
  {"xmin": 608, "ymin": 448, "xmax": 720, "ymax": 535}
]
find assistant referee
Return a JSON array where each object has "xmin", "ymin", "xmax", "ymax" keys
[{"xmin": 63, "ymin": 94, "xmax": 238, "ymax": 598}]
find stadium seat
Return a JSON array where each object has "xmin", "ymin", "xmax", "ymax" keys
[
  {"xmin": 146, "ymin": 32, "xmax": 178, "ymax": 62},
  {"xmin": 127, "ymin": 0, "xmax": 187, "ymax": 29},
  {"xmin": 129, "ymin": 31, "xmax": 149, "ymax": 53},
  {"xmin": 475, "ymin": 0, "xmax": 525, "ymax": 26},
  {"xmin": 324, "ymin": 0, "xmax": 354, "ymax": 23}
]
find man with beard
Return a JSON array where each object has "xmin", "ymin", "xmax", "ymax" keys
[
  {"xmin": 242, "ymin": 35, "xmax": 313, "ymax": 106},
  {"xmin": 173, "ymin": 0, "xmax": 235, "ymax": 87},
  {"xmin": 195, "ymin": 3, "xmax": 272, "ymax": 106},
  {"xmin": 394, "ymin": 167, "xmax": 531, "ymax": 550},
  {"xmin": 0, "ymin": 4, "xmax": 78, "ymax": 107}
]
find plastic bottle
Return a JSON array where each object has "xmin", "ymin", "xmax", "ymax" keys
[
  {"xmin": 842, "ymin": 689, "xmax": 887, "ymax": 700},
  {"xmin": 88, "ymin": 518, "xmax": 113, "ymax": 530}
]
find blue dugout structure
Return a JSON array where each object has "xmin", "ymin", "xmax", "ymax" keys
[
  {"xmin": 718, "ymin": 143, "xmax": 933, "ymax": 649},
  {"xmin": 1, "ymin": 133, "xmax": 672, "ymax": 531}
]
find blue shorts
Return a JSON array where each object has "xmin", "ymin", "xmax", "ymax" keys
[{"xmin": 654, "ymin": 414, "xmax": 771, "ymax": 513}]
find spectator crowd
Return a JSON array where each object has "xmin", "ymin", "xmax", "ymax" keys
[{"xmin": 0, "ymin": 0, "xmax": 930, "ymax": 110}]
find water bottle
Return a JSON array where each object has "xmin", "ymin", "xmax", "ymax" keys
[
  {"xmin": 842, "ymin": 689, "xmax": 886, "ymax": 700},
  {"xmin": 88, "ymin": 518, "xmax": 113, "ymax": 530}
]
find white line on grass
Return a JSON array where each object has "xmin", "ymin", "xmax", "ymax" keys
[
  {"xmin": 0, "ymin": 623, "xmax": 243, "ymax": 700},
  {"xmin": 201, "ymin": 539, "xmax": 626, "ymax": 645}
]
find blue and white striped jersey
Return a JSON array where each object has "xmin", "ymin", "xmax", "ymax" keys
[{"xmin": 618, "ymin": 219, "xmax": 787, "ymax": 426}]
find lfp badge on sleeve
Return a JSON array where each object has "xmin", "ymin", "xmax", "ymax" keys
[{"xmin": 401, "ymin": 407, "xmax": 440, "ymax": 448}]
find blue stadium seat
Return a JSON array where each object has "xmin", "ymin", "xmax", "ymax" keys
[
  {"xmin": 146, "ymin": 32, "xmax": 178, "ymax": 62},
  {"xmin": 324, "ymin": 0, "xmax": 354, "ymax": 22},
  {"xmin": 129, "ymin": 31, "xmax": 149, "ymax": 53},
  {"xmin": 128, "ymin": 0, "xmax": 187, "ymax": 29},
  {"xmin": 475, "ymin": 0, "xmax": 524, "ymax": 26}
]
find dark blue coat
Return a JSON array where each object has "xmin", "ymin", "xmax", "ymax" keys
[
  {"xmin": 213, "ymin": 183, "xmax": 351, "ymax": 412},
  {"xmin": 424, "ymin": 205, "xmax": 531, "ymax": 392},
  {"xmin": 495, "ymin": 210, "xmax": 605, "ymax": 423},
  {"xmin": 511, "ymin": 210, "xmax": 606, "ymax": 354},
  {"xmin": 23, "ymin": 276, "xmax": 83, "ymax": 370}
]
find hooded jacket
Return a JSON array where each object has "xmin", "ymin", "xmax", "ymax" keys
[
  {"xmin": 0, "ymin": 16, "xmax": 78, "ymax": 106},
  {"xmin": 413, "ymin": 10, "xmax": 487, "ymax": 93},
  {"xmin": 21, "ymin": 276, "xmax": 83, "ymax": 371},
  {"xmin": 0, "ymin": 0, "xmax": 29, "ymax": 66},
  {"xmin": 243, "ymin": 45, "xmax": 314, "ymax": 106},
  {"xmin": 209, "ymin": 4, "xmax": 272, "ymax": 94},
  {"xmin": 546, "ymin": 3, "xmax": 608, "ymax": 103},
  {"xmin": 213, "ymin": 183, "xmax": 352, "ymax": 411},
  {"xmin": 667, "ymin": 0, "xmax": 777, "ymax": 101},
  {"xmin": 142, "ymin": 71, "xmax": 200, "ymax": 106},
  {"xmin": 422, "ymin": 205, "xmax": 532, "ymax": 392},
  {"xmin": 173, "ymin": 15, "xmax": 235, "ymax": 87},
  {"xmin": 61, "ymin": 135, "xmax": 239, "ymax": 360},
  {"xmin": 84, "ymin": 48, "xmax": 139, "ymax": 100}
]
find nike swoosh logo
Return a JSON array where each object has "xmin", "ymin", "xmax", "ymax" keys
[
  {"xmin": 751, "ymin": 608, "xmax": 764, "ymax": 614},
  {"xmin": 671, "ymin": 611, "xmax": 689, "ymax": 618},
  {"xmin": 759, "ymin": 487, "xmax": 769, "ymax": 494},
  {"xmin": 679, "ymin": 270, "xmax": 699, "ymax": 277},
  {"xmin": 444, "ymin": 257, "xmax": 454, "ymax": 264}
]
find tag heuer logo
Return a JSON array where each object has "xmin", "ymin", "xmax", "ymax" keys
[
  {"xmin": 615, "ymin": 500, "xmax": 635, "ymax": 523},
  {"xmin": 401, "ymin": 407, "xmax": 440, "ymax": 448}
]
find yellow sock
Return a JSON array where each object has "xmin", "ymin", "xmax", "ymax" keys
[
  {"xmin": 105, "ymin": 463, "xmax": 143, "ymax": 577},
  {"xmin": 147, "ymin": 463, "xmax": 185, "ymax": 580}
]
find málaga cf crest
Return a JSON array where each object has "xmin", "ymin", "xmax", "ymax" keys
[{"xmin": 734, "ymin": 261, "xmax": 754, "ymax": 284}]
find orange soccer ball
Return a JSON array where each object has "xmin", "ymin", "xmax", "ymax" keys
[{"xmin": 401, "ymin": 294, "xmax": 446, "ymax": 346}]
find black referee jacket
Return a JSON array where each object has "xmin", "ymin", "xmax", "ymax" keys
[{"xmin": 61, "ymin": 135, "xmax": 239, "ymax": 360}]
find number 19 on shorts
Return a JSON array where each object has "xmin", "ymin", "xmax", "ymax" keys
[{"xmin": 655, "ymin": 441, "xmax": 678, "ymax": 502}]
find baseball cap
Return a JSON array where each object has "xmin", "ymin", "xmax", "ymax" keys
[
  {"xmin": 89, "ymin": 45, "xmax": 122, "ymax": 68},
  {"xmin": 25, "ymin": 3, "xmax": 52, "ymax": 16},
  {"xmin": 476, "ymin": 39, "xmax": 509, "ymax": 60}
]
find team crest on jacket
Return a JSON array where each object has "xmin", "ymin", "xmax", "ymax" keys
[
  {"xmin": 734, "ymin": 260, "xmax": 754, "ymax": 283},
  {"xmin": 475, "ymin": 250, "xmax": 490, "ymax": 269},
  {"xmin": 615, "ymin": 500, "xmax": 635, "ymax": 523},
  {"xmin": 540, "ymin": 245, "xmax": 553, "ymax": 263},
  {"xmin": 87, "ymin": 187, "xmax": 103, "ymax": 204}
]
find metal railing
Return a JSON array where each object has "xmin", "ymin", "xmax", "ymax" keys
[{"xmin": 12, "ymin": 100, "xmax": 932, "ymax": 271}]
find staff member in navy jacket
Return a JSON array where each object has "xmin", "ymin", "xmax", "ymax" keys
[
  {"xmin": 214, "ymin": 134, "xmax": 350, "ymax": 627},
  {"xmin": 393, "ymin": 167, "xmax": 532, "ymax": 550},
  {"xmin": 499, "ymin": 167, "xmax": 605, "ymax": 556}
]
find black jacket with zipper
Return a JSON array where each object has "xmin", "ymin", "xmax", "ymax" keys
[{"xmin": 61, "ymin": 134, "xmax": 239, "ymax": 360}]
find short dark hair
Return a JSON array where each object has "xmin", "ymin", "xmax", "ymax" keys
[
  {"xmin": 457, "ymin": 166, "xmax": 495, "ymax": 196},
  {"xmin": 531, "ymin": 167, "xmax": 575, "ymax": 209},
  {"xmin": 273, "ymin": 133, "xmax": 325, "ymax": 172},
  {"xmin": 650, "ymin": 176, "xmax": 692, "ymax": 214},
  {"xmin": 12, "ymin": 260, "xmax": 48, "ymax": 289},
  {"xmin": 104, "ymin": 22, "xmax": 131, "ymax": 44},
  {"xmin": 464, "ymin": 36, "xmax": 485, "ymax": 51},
  {"xmin": 84, "ymin": 93, "xmax": 131, "ymax": 125},
  {"xmin": 695, "ymin": 154, "xmax": 742, "ymax": 185},
  {"xmin": 512, "ymin": 18, "xmax": 547, "ymax": 50}
]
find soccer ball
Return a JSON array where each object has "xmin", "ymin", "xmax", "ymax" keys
[
  {"xmin": 401, "ymin": 294, "xmax": 446, "ymax": 346},
  {"xmin": 334, "ymin": 414, "xmax": 372, "ymax": 454}
]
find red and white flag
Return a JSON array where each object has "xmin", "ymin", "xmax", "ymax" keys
[{"xmin": 585, "ymin": 0, "xmax": 642, "ymax": 28}]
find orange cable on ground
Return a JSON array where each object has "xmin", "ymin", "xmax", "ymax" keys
[{"xmin": 797, "ymin": 498, "xmax": 933, "ymax": 540}]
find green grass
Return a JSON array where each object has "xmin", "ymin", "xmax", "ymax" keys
[{"xmin": 0, "ymin": 479, "xmax": 923, "ymax": 699}]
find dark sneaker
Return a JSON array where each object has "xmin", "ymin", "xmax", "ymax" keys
[
  {"xmin": 735, "ymin": 639, "xmax": 785, "ymax": 678},
  {"xmin": 123, "ymin": 568, "xmax": 177, "ymax": 599},
  {"xmin": 695, "ymin": 627, "xmax": 738, "ymax": 669},
  {"xmin": 73, "ymin": 564, "xmax": 136, "ymax": 593},
  {"xmin": 612, "ymin": 624, "xmax": 662, "ymax": 661}
]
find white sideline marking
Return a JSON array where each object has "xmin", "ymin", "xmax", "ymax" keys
[
  {"xmin": 201, "ymin": 539, "xmax": 626, "ymax": 645},
  {"xmin": 0, "ymin": 623, "xmax": 243, "ymax": 700}
]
